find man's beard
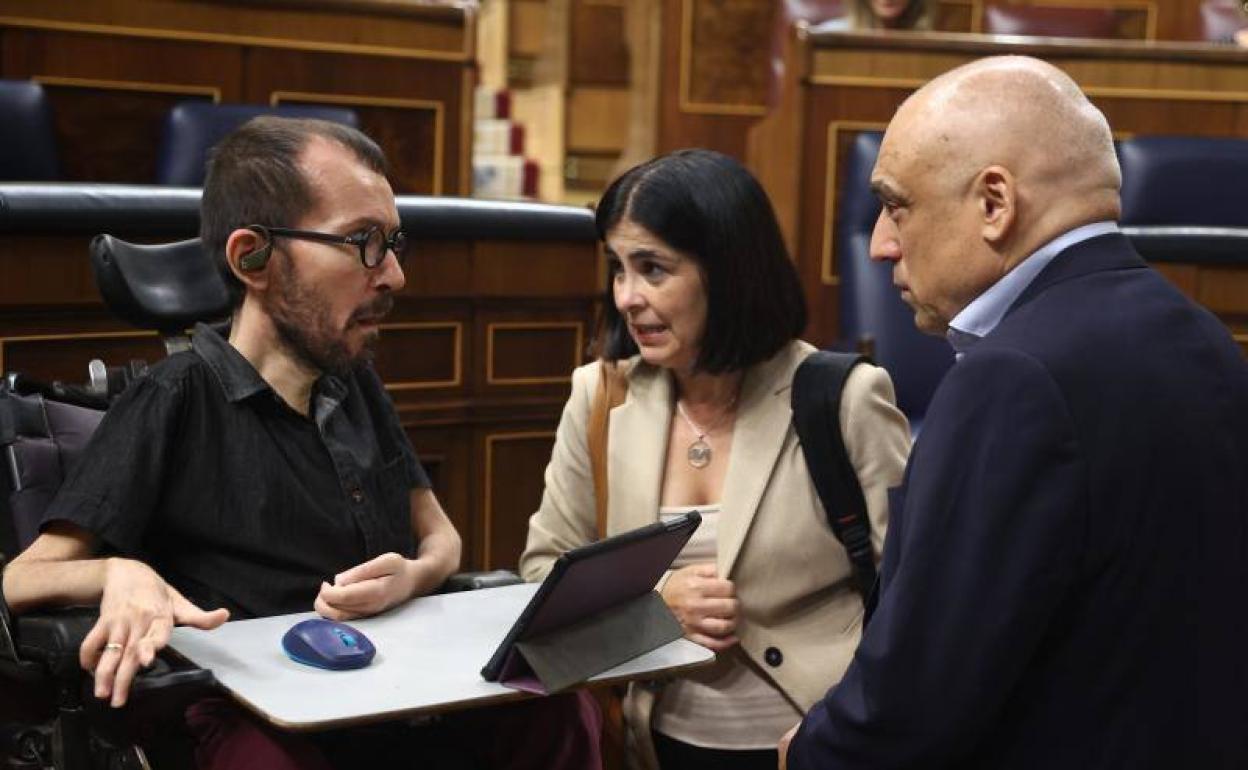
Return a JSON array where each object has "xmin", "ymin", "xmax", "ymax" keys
[{"xmin": 266, "ymin": 254, "xmax": 393, "ymax": 378}]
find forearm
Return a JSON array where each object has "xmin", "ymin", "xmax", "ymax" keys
[
  {"xmin": 405, "ymin": 528, "xmax": 461, "ymax": 599},
  {"xmin": 2, "ymin": 556, "xmax": 110, "ymax": 615}
]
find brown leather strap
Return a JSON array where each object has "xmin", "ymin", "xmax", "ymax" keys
[{"xmin": 587, "ymin": 360, "xmax": 629, "ymax": 539}]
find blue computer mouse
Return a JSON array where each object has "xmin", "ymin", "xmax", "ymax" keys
[{"xmin": 281, "ymin": 618, "xmax": 376, "ymax": 671}]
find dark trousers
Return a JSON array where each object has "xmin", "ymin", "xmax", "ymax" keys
[
  {"xmin": 653, "ymin": 731, "xmax": 779, "ymax": 770},
  {"xmin": 185, "ymin": 690, "xmax": 602, "ymax": 770}
]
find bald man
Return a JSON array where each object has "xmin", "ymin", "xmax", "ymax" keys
[{"xmin": 781, "ymin": 56, "xmax": 1248, "ymax": 769}]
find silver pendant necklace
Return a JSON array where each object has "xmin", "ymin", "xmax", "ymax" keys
[{"xmin": 675, "ymin": 397, "xmax": 736, "ymax": 469}]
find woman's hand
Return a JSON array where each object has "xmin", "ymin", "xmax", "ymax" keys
[
  {"xmin": 660, "ymin": 562, "xmax": 740, "ymax": 651},
  {"xmin": 80, "ymin": 558, "xmax": 229, "ymax": 707}
]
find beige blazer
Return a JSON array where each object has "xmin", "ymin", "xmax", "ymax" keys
[{"xmin": 520, "ymin": 340, "xmax": 910, "ymax": 765}]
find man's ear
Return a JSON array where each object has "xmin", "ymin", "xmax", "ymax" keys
[
  {"xmin": 976, "ymin": 166, "xmax": 1015, "ymax": 245},
  {"xmin": 225, "ymin": 227, "xmax": 273, "ymax": 288}
]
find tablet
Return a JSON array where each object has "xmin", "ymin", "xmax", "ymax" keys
[{"xmin": 481, "ymin": 511, "xmax": 701, "ymax": 681}]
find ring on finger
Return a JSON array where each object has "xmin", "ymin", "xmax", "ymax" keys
[{"xmin": 103, "ymin": 642, "xmax": 124, "ymax": 653}]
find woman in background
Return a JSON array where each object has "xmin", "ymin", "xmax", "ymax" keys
[
  {"xmin": 519, "ymin": 149, "xmax": 910, "ymax": 770},
  {"xmin": 823, "ymin": 0, "xmax": 934, "ymax": 30}
]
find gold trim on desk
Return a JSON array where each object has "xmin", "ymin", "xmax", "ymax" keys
[
  {"xmin": 485, "ymin": 322, "xmax": 585, "ymax": 386},
  {"xmin": 482, "ymin": 430, "xmax": 556, "ymax": 569},
  {"xmin": 807, "ymin": 75, "xmax": 1248, "ymax": 105},
  {"xmin": 0, "ymin": 329, "xmax": 160, "ymax": 375},
  {"xmin": 1082, "ymin": 86, "xmax": 1248, "ymax": 104},
  {"xmin": 0, "ymin": 17, "xmax": 472, "ymax": 63},
  {"xmin": 820, "ymin": 120, "xmax": 889, "ymax": 287},
  {"xmin": 677, "ymin": 0, "xmax": 768, "ymax": 117},
  {"xmin": 807, "ymin": 74, "xmax": 928, "ymax": 90},
  {"xmin": 378, "ymin": 321, "xmax": 463, "ymax": 391},
  {"xmin": 270, "ymin": 90, "xmax": 446, "ymax": 195},
  {"xmin": 34, "ymin": 75, "xmax": 222, "ymax": 101}
]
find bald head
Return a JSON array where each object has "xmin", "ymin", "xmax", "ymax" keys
[
  {"xmin": 869, "ymin": 57, "xmax": 1124, "ymax": 335},
  {"xmin": 887, "ymin": 56, "xmax": 1120, "ymax": 252}
]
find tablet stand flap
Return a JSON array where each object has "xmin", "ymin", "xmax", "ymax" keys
[{"xmin": 507, "ymin": 591, "xmax": 682, "ymax": 694}]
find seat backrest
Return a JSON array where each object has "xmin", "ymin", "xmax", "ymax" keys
[
  {"xmin": 1119, "ymin": 136, "xmax": 1248, "ymax": 227},
  {"xmin": 0, "ymin": 80, "xmax": 60, "ymax": 182},
  {"xmin": 154, "ymin": 101, "xmax": 361, "ymax": 186},
  {"xmin": 836, "ymin": 131, "xmax": 953, "ymax": 428},
  {"xmin": 1200, "ymin": 0, "xmax": 1248, "ymax": 42},
  {"xmin": 0, "ymin": 388, "xmax": 105, "ymax": 553},
  {"xmin": 90, "ymin": 235, "xmax": 233, "ymax": 336},
  {"xmin": 982, "ymin": 4, "xmax": 1120, "ymax": 38}
]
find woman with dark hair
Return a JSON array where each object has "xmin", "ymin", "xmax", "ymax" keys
[
  {"xmin": 822, "ymin": 0, "xmax": 934, "ymax": 30},
  {"xmin": 520, "ymin": 149, "xmax": 909, "ymax": 770}
]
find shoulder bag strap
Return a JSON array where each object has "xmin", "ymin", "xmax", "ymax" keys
[
  {"xmin": 587, "ymin": 360, "xmax": 629, "ymax": 539},
  {"xmin": 791, "ymin": 350, "xmax": 877, "ymax": 598}
]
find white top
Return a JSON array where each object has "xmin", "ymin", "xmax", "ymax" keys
[
  {"xmin": 652, "ymin": 505, "xmax": 802, "ymax": 750},
  {"xmin": 169, "ymin": 582, "xmax": 712, "ymax": 731}
]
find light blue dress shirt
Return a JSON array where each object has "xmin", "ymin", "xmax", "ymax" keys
[{"xmin": 946, "ymin": 221, "xmax": 1120, "ymax": 359}]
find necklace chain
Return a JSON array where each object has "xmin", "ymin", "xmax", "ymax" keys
[
  {"xmin": 675, "ymin": 395, "xmax": 737, "ymax": 469},
  {"xmin": 675, "ymin": 398, "xmax": 736, "ymax": 440}
]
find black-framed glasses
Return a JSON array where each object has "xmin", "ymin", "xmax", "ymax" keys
[{"xmin": 250, "ymin": 224, "xmax": 407, "ymax": 268}]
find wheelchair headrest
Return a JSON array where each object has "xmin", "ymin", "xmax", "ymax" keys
[{"xmin": 90, "ymin": 235, "xmax": 232, "ymax": 334}]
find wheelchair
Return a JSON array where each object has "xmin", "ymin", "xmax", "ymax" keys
[{"xmin": 1, "ymin": 235, "xmax": 518, "ymax": 770}]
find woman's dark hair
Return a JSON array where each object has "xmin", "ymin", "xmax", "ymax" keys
[
  {"xmin": 850, "ymin": 0, "xmax": 933, "ymax": 30},
  {"xmin": 200, "ymin": 116, "xmax": 388, "ymax": 309},
  {"xmin": 593, "ymin": 148, "xmax": 807, "ymax": 374}
]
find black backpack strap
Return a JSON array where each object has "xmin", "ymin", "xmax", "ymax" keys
[{"xmin": 791, "ymin": 351, "xmax": 877, "ymax": 599}]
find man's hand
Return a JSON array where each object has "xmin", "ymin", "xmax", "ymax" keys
[
  {"xmin": 778, "ymin": 723, "xmax": 799, "ymax": 769},
  {"xmin": 80, "ymin": 558, "xmax": 229, "ymax": 708},
  {"xmin": 660, "ymin": 562, "xmax": 740, "ymax": 651},
  {"xmin": 315, "ymin": 552, "xmax": 424, "ymax": 621}
]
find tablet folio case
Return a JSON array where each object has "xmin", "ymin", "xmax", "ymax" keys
[
  {"xmin": 498, "ymin": 591, "xmax": 682, "ymax": 694},
  {"xmin": 486, "ymin": 513, "xmax": 700, "ymax": 693}
]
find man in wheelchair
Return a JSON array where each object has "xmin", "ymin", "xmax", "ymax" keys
[{"xmin": 1, "ymin": 117, "xmax": 601, "ymax": 770}]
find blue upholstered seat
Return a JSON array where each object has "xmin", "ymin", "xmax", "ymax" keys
[
  {"xmin": 1119, "ymin": 136, "xmax": 1248, "ymax": 228},
  {"xmin": 1118, "ymin": 135, "xmax": 1248, "ymax": 265},
  {"xmin": 0, "ymin": 80, "xmax": 60, "ymax": 181},
  {"xmin": 154, "ymin": 102, "xmax": 361, "ymax": 187},
  {"xmin": 836, "ymin": 131, "xmax": 953, "ymax": 431}
]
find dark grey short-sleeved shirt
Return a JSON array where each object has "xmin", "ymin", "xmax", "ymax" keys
[{"xmin": 43, "ymin": 323, "xmax": 429, "ymax": 619}]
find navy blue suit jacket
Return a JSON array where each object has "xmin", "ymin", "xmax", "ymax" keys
[{"xmin": 790, "ymin": 233, "xmax": 1248, "ymax": 768}]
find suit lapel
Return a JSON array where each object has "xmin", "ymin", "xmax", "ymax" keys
[
  {"xmin": 606, "ymin": 363, "xmax": 671, "ymax": 536},
  {"xmin": 717, "ymin": 346, "xmax": 801, "ymax": 579}
]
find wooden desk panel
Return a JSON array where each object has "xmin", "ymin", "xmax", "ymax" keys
[
  {"xmin": 647, "ymin": 0, "xmax": 1210, "ymax": 166},
  {"xmin": 0, "ymin": 0, "xmax": 473, "ymax": 193},
  {"xmin": 748, "ymin": 30, "xmax": 1248, "ymax": 348}
]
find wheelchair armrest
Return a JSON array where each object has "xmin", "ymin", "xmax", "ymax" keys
[
  {"xmin": 438, "ymin": 570, "xmax": 523, "ymax": 593},
  {"xmin": 10, "ymin": 607, "xmax": 99, "ymax": 681},
  {"xmin": 2, "ymin": 603, "xmax": 216, "ymax": 697}
]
